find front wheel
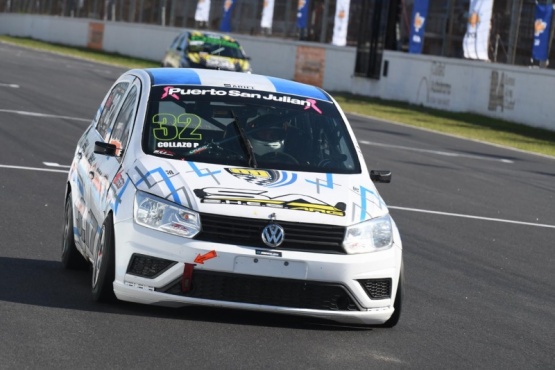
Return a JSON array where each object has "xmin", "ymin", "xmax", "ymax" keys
[
  {"xmin": 92, "ymin": 213, "xmax": 117, "ymax": 302},
  {"xmin": 61, "ymin": 194, "xmax": 88, "ymax": 270},
  {"xmin": 381, "ymin": 263, "xmax": 404, "ymax": 328}
]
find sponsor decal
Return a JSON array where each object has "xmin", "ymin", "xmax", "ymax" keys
[
  {"xmin": 304, "ymin": 99, "xmax": 322, "ymax": 114},
  {"xmin": 205, "ymin": 57, "xmax": 234, "ymax": 70},
  {"xmin": 157, "ymin": 142, "xmax": 200, "ymax": 148},
  {"xmin": 161, "ymin": 87, "xmax": 323, "ymax": 112},
  {"xmin": 256, "ymin": 250, "xmax": 282, "ymax": 257},
  {"xmin": 112, "ymin": 170, "xmax": 125, "ymax": 189},
  {"xmin": 193, "ymin": 187, "xmax": 346, "ymax": 216},
  {"xmin": 224, "ymin": 83, "xmax": 254, "ymax": 89},
  {"xmin": 153, "ymin": 149, "xmax": 177, "ymax": 156},
  {"xmin": 226, "ymin": 168, "xmax": 298, "ymax": 187},
  {"xmin": 161, "ymin": 86, "xmax": 180, "ymax": 100}
]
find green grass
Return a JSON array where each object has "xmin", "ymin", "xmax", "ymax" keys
[
  {"xmin": 0, "ymin": 35, "xmax": 158, "ymax": 68},
  {"xmin": 2, "ymin": 34, "xmax": 554, "ymax": 158},
  {"xmin": 333, "ymin": 94, "xmax": 555, "ymax": 157}
]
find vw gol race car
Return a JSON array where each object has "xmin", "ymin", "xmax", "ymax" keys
[
  {"xmin": 161, "ymin": 30, "xmax": 251, "ymax": 73},
  {"xmin": 62, "ymin": 68, "xmax": 404, "ymax": 327}
]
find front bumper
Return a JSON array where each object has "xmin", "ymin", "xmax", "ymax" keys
[{"xmin": 113, "ymin": 219, "xmax": 403, "ymax": 326}]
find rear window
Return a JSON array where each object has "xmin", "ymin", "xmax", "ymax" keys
[{"xmin": 142, "ymin": 86, "xmax": 361, "ymax": 174}]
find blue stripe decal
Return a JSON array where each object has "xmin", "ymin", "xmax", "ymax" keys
[
  {"xmin": 113, "ymin": 178, "xmax": 132, "ymax": 215},
  {"xmin": 267, "ymin": 171, "xmax": 298, "ymax": 188},
  {"xmin": 136, "ymin": 167, "xmax": 181, "ymax": 204},
  {"xmin": 148, "ymin": 68, "xmax": 202, "ymax": 86},
  {"xmin": 266, "ymin": 76, "xmax": 330, "ymax": 101}
]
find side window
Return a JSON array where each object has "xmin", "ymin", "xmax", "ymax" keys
[
  {"xmin": 96, "ymin": 82, "xmax": 128, "ymax": 141},
  {"xmin": 180, "ymin": 34, "xmax": 189, "ymax": 51},
  {"xmin": 169, "ymin": 34, "xmax": 180, "ymax": 49},
  {"xmin": 109, "ymin": 86, "xmax": 138, "ymax": 158}
]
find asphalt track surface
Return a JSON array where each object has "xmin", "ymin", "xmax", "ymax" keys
[{"xmin": 1, "ymin": 42, "xmax": 554, "ymax": 369}]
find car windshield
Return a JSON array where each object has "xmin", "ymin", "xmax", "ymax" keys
[
  {"xmin": 187, "ymin": 34, "xmax": 246, "ymax": 59},
  {"xmin": 143, "ymin": 86, "xmax": 361, "ymax": 174}
]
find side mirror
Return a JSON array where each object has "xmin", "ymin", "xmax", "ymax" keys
[
  {"xmin": 370, "ymin": 170, "xmax": 392, "ymax": 183},
  {"xmin": 94, "ymin": 141, "xmax": 118, "ymax": 157}
]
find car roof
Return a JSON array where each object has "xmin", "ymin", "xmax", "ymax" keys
[
  {"xmin": 186, "ymin": 30, "xmax": 239, "ymax": 42},
  {"xmin": 145, "ymin": 68, "xmax": 332, "ymax": 102}
]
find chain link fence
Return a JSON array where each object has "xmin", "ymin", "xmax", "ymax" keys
[{"xmin": 2, "ymin": 0, "xmax": 554, "ymax": 70}]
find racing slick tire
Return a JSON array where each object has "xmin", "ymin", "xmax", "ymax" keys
[
  {"xmin": 61, "ymin": 194, "xmax": 88, "ymax": 270},
  {"xmin": 381, "ymin": 262, "xmax": 404, "ymax": 328},
  {"xmin": 92, "ymin": 213, "xmax": 117, "ymax": 302}
]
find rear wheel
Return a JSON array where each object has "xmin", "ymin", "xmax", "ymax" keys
[
  {"xmin": 61, "ymin": 194, "xmax": 88, "ymax": 270},
  {"xmin": 92, "ymin": 213, "xmax": 117, "ymax": 302}
]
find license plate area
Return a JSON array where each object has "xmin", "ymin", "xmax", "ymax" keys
[{"xmin": 233, "ymin": 256, "xmax": 307, "ymax": 279}]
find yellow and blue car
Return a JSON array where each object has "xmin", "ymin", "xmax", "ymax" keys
[{"xmin": 161, "ymin": 30, "xmax": 251, "ymax": 73}]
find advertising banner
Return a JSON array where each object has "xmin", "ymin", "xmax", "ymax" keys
[
  {"xmin": 331, "ymin": 0, "xmax": 350, "ymax": 46},
  {"xmin": 294, "ymin": 46, "xmax": 325, "ymax": 87},
  {"xmin": 297, "ymin": 0, "xmax": 310, "ymax": 29},
  {"xmin": 87, "ymin": 22, "xmax": 104, "ymax": 50},
  {"xmin": 532, "ymin": 3, "xmax": 553, "ymax": 62},
  {"xmin": 462, "ymin": 0, "xmax": 494, "ymax": 60},
  {"xmin": 261, "ymin": 0, "xmax": 275, "ymax": 30},
  {"xmin": 408, "ymin": 0, "xmax": 429, "ymax": 54},
  {"xmin": 220, "ymin": 0, "xmax": 236, "ymax": 32},
  {"xmin": 195, "ymin": 0, "xmax": 211, "ymax": 23}
]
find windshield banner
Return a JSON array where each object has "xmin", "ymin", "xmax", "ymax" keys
[
  {"xmin": 195, "ymin": 0, "xmax": 211, "ymax": 23},
  {"xmin": 462, "ymin": 0, "xmax": 493, "ymax": 60},
  {"xmin": 220, "ymin": 0, "xmax": 236, "ymax": 32},
  {"xmin": 331, "ymin": 0, "xmax": 350, "ymax": 46},
  {"xmin": 532, "ymin": 3, "xmax": 553, "ymax": 62},
  {"xmin": 261, "ymin": 0, "xmax": 275, "ymax": 30},
  {"xmin": 408, "ymin": 0, "xmax": 429, "ymax": 54},
  {"xmin": 297, "ymin": 0, "xmax": 310, "ymax": 29}
]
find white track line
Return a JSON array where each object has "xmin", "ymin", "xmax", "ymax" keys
[
  {"xmin": 360, "ymin": 140, "xmax": 514, "ymax": 163},
  {"xmin": 389, "ymin": 206, "xmax": 555, "ymax": 229},
  {"xmin": 0, "ymin": 164, "xmax": 68, "ymax": 173},
  {"xmin": 2, "ymin": 163, "xmax": 552, "ymax": 229},
  {"xmin": 0, "ymin": 109, "xmax": 90, "ymax": 122}
]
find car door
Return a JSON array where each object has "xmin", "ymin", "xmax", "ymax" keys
[
  {"xmin": 89, "ymin": 77, "xmax": 140, "ymax": 237},
  {"xmin": 73, "ymin": 79, "xmax": 129, "ymax": 254}
]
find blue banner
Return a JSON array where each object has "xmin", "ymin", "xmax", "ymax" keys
[
  {"xmin": 219, "ymin": 0, "xmax": 236, "ymax": 32},
  {"xmin": 532, "ymin": 3, "xmax": 553, "ymax": 62},
  {"xmin": 297, "ymin": 0, "xmax": 310, "ymax": 29},
  {"xmin": 408, "ymin": 0, "xmax": 429, "ymax": 54}
]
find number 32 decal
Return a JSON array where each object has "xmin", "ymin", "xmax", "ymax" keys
[{"xmin": 152, "ymin": 113, "xmax": 202, "ymax": 141}]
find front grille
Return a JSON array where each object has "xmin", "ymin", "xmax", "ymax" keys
[
  {"xmin": 161, "ymin": 270, "xmax": 360, "ymax": 311},
  {"xmin": 358, "ymin": 278, "xmax": 392, "ymax": 299},
  {"xmin": 126, "ymin": 254, "xmax": 176, "ymax": 278},
  {"xmin": 196, "ymin": 213, "xmax": 346, "ymax": 254}
]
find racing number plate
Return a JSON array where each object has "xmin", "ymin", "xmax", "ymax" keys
[{"xmin": 233, "ymin": 256, "xmax": 307, "ymax": 279}]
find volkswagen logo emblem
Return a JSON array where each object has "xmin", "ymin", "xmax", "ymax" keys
[{"xmin": 261, "ymin": 223, "xmax": 285, "ymax": 248}]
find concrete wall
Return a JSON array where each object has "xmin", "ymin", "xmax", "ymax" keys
[
  {"xmin": 354, "ymin": 52, "xmax": 555, "ymax": 131},
  {"xmin": 1, "ymin": 14, "xmax": 554, "ymax": 131}
]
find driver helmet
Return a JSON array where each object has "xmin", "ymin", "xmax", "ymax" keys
[{"xmin": 246, "ymin": 115, "xmax": 287, "ymax": 155}]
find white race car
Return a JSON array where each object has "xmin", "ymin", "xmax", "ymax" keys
[{"xmin": 62, "ymin": 68, "xmax": 404, "ymax": 327}]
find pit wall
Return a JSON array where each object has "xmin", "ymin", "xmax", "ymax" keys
[{"xmin": 1, "ymin": 14, "xmax": 554, "ymax": 131}]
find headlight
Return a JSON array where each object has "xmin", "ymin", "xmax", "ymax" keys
[
  {"xmin": 343, "ymin": 214, "xmax": 393, "ymax": 254},
  {"xmin": 134, "ymin": 191, "xmax": 201, "ymax": 238}
]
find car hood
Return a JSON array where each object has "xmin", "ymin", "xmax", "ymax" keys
[
  {"xmin": 187, "ymin": 52, "xmax": 250, "ymax": 72},
  {"xmin": 127, "ymin": 156, "xmax": 388, "ymax": 227}
]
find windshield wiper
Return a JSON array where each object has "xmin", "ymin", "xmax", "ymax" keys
[{"xmin": 231, "ymin": 110, "xmax": 258, "ymax": 168}]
